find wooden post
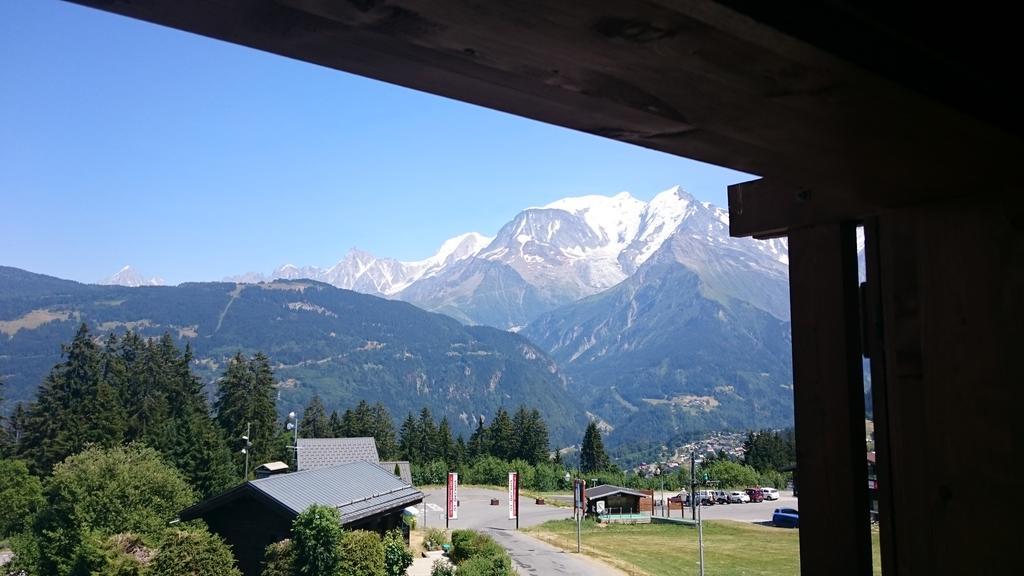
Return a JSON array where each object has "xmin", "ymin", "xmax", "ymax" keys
[{"xmin": 787, "ymin": 222, "xmax": 872, "ymax": 575}]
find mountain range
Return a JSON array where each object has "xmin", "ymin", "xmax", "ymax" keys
[
  {"xmin": 0, "ymin": 266, "xmax": 585, "ymax": 444},
  {"xmin": 224, "ymin": 186, "xmax": 790, "ymax": 329},
  {"xmin": 18, "ymin": 185, "xmax": 798, "ymax": 453}
]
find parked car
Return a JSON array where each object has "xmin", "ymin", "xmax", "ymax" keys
[
  {"xmin": 728, "ymin": 490, "xmax": 750, "ymax": 503},
  {"xmin": 713, "ymin": 490, "xmax": 730, "ymax": 504},
  {"xmin": 745, "ymin": 488, "xmax": 764, "ymax": 502},
  {"xmin": 761, "ymin": 487, "xmax": 780, "ymax": 501},
  {"xmin": 695, "ymin": 490, "xmax": 717, "ymax": 505},
  {"xmin": 772, "ymin": 507, "xmax": 799, "ymax": 528}
]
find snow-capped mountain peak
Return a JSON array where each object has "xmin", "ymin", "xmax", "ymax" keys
[
  {"xmin": 543, "ymin": 191, "xmax": 645, "ymax": 246},
  {"xmin": 100, "ymin": 265, "xmax": 165, "ymax": 287}
]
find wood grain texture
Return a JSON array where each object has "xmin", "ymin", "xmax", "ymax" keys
[{"xmin": 788, "ymin": 222, "xmax": 872, "ymax": 575}]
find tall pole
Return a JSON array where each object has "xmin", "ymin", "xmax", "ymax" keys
[
  {"xmin": 243, "ymin": 422, "xmax": 251, "ymax": 481},
  {"xmin": 660, "ymin": 469, "xmax": 665, "ymax": 518},
  {"xmin": 690, "ymin": 451, "xmax": 696, "ymax": 521},
  {"xmin": 575, "ymin": 478, "xmax": 582, "ymax": 553},
  {"xmin": 697, "ymin": 498, "xmax": 705, "ymax": 576}
]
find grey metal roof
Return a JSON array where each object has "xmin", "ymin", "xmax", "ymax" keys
[
  {"xmin": 378, "ymin": 461, "xmax": 413, "ymax": 485},
  {"xmin": 296, "ymin": 437, "xmax": 379, "ymax": 471},
  {"xmin": 180, "ymin": 461, "xmax": 423, "ymax": 525},
  {"xmin": 585, "ymin": 484, "xmax": 650, "ymax": 500}
]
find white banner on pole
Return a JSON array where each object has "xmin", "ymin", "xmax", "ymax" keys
[
  {"xmin": 447, "ymin": 472, "xmax": 459, "ymax": 520},
  {"xmin": 508, "ymin": 471, "xmax": 519, "ymax": 519}
]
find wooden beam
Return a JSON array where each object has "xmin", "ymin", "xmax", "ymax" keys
[
  {"xmin": 861, "ymin": 218, "xmax": 897, "ymax": 576},
  {"xmin": 788, "ymin": 222, "xmax": 872, "ymax": 575},
  {"xmin": 871, "ymin": 200, "xmax": 1021, "ymax": 574},
  {"xmin": 728, "ymin": 177, "xmax": 864, "ymax": 238}
]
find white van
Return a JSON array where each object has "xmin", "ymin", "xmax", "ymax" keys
[{"xmin": 728, "ymin": 490, "xmax": 750, "ymax": 503}]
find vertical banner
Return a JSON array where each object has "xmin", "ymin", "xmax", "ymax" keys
[
  {"xmin": 447, "ymin": 472, "xmax": 459, "ymax": 520},
  {"xmin": 508, "ymin": 471, "xmax": 519, "ymax": 520}
]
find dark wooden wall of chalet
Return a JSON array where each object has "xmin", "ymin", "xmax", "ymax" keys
[
  {"xmin": 202, "ymin": 495, "xmax": 293, "ymax": 576},
  {"xmin": 870, "ymin": 199, "xmax": 1022, "ymax": 575}
]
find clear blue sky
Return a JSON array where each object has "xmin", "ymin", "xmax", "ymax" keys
[{"xmin": 1, "ymin": 1, "xmax": 755, "ymax": 285}]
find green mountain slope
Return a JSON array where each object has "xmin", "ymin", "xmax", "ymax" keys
[
  {"xmin": 0, "ymin": 266, "xmax": 585, "ymax": 444},
  {"xmin": 522, "ymin": 260, "xmax": 793, "ymax": 447}
]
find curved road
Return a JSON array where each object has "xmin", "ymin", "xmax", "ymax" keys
[{"xmin": 420, "ymin": 486, "xmax": 624, "ymax": 576}]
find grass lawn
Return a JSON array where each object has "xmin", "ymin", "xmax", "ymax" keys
[{"xmin": 525, "ymin": 519, "xmax": 882, "ymax": 576}]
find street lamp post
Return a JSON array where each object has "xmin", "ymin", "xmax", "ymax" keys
[
  {"xmin": 286, "ymin": 411, "xmax": 299, "ymax": 469},
  {"xmin": 655, "ymin": 466, "xmax": 665, "ymax": 517},
  {"xmin": 240, "ymin": 422, "xmax": 251, "ymax": 482}
]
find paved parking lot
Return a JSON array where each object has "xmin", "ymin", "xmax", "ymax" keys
[
  {"xmin": 651, "ymin": 490, "xmax": 799, "ymax": 524},
  {"xmin": 420, "ymin": 486, "xmax": 624, "ymax": 576},
  {"xmin": 415, "ymin": 486, "xmax": 798, "ymax": 575}
]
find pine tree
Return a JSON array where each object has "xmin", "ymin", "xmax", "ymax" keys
[
  {"xmin": 328, "ymin": 411, "xmax": 343, "ymax": 438},
  {"xmin": 7, "ymin": 402, "xmax": 27, "ymax": 454},
  {"xmin": 214, "ymin": 352, "xmax": 281, "ymax": 478},
  {"xmin": 512, "ymin": 407, "xmax": 549, "ymax": 465},
  {"xmin": 340, "ymin": 409, "xmax": 355, "ymax": 437},
  {"xmin": 300, "ymin": 395, "xmax": 332, "ymax": 439},
  {"xmin": 120, "ymin": 333, "xmax": 235, "ymax": 496},
  {"xmin": 417, "ymin": 408, "xmax": 438, "ymax": 462},
  {"xmin": 370, "ymin": 403, "xmax": 397, "ymax": 460},
  {"xmin": 398, "ymin": 413, "xmax": 419, "ymax": 463},
  {"xmin": 436, "ymin": 416, "xmax": 454, "ymax": 466},
  {"xmin": 580, "ymin": 421, "xmax": 610, "ymax": 473},
  {"xmin": 19, "ymin": 324, "xmax": 123, "ymax": 475},
  {"xmin": 467, "ymin": 416, "xmax": 488, "ymax": 459},
  {"xmin": 352, "ymin": 400, "xmax": 374, "ymax": 436},
  {"xmin": 453, "ymin": 436, "xmax": 467, "ymax": 469},
  {"xmin": 487, "ymin": 407, "xmax": 515, "ymax": 461},
  {"xmin": 0, "ymin": 376, "xmax": 7, "ymax": 455}
]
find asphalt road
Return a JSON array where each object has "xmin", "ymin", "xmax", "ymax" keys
[{"xmin": 420, "ymin": 486, "xmax": 624, "ymax": 576}]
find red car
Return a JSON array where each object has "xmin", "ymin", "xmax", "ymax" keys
[{"xmin": 745, "ymin": 488, "xmax": 764, "ymax": 503}]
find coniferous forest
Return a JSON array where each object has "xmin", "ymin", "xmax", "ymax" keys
[{"xmin": 0, "ymin": 325, "xmax": 791, "ymax": 575}]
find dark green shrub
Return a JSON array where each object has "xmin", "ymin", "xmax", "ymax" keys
[
  {"xmin": 261, "ymin": 539, "xmax": 296, "ymax": 576},
  {"xmin": 148, "ymin": 528, "xmax": 241, "ymax": 576},
  {"xmin": 423, "ymin": 527, "xmax": 448, "ymax": 551},
  {"xmin": 33, "ymin": 444, "xmax": 195, "ymax": 575},
  {"xmin": 0, "ymin": 459, "xmax": 44, "ymax": 537},
  {"xmin": 430, "ymin": 559, "xmax": 456, "ymax": 576},
  {"xmin": 338, "ymin": 529, "xmax": 385, "ymax": 576},
  {"xmin": 456, "ymin": 553, "xmax": 514, "ymax": 576},
  {"xmin": 448, "ymin": 530, "xmax": 504, "ymax": 565},
  {"xmin": 382, "ymin": 529, "xmax": 412, "ymax": 576},
  {"xmin": 293, "ymin": 504, "xmax": 343, "ymax": 576}
]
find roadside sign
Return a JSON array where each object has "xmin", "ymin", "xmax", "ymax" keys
[
  {"xmin": 447, "ymin": 472, "xmax": 459, "ymax": 520},
  {"xmin": 508, "ymin": 471, "xmax": 519, "ymax": 520}
]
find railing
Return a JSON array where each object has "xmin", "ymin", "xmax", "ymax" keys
[{"xmin": 596, "ymin": 507, "xmax": 652, "ymax": 524}]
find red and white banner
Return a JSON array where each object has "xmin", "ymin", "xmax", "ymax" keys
[
  {"xmin": 447, "ymin": 472, "xmax": 459, "ymax": 520},
  {"xmin": 508, "ymin": 471, "xmax": 519, "ymax": 519}
]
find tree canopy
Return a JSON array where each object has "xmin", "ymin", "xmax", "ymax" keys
[{"xmin": 580, "ymin": 421, "xmax": 610, "ymax": 473}]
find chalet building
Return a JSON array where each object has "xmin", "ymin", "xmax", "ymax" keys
[
  {"xmin": 585, "ymin": 485, "xmax": 653, "ymax": 522},
  {"xmin": 296, "ymin": 437, "xmax": 412, "ymax": 484},
  {"xmin": 178, "ymin": 461, "xmax": 423, "ymax": 576}
]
